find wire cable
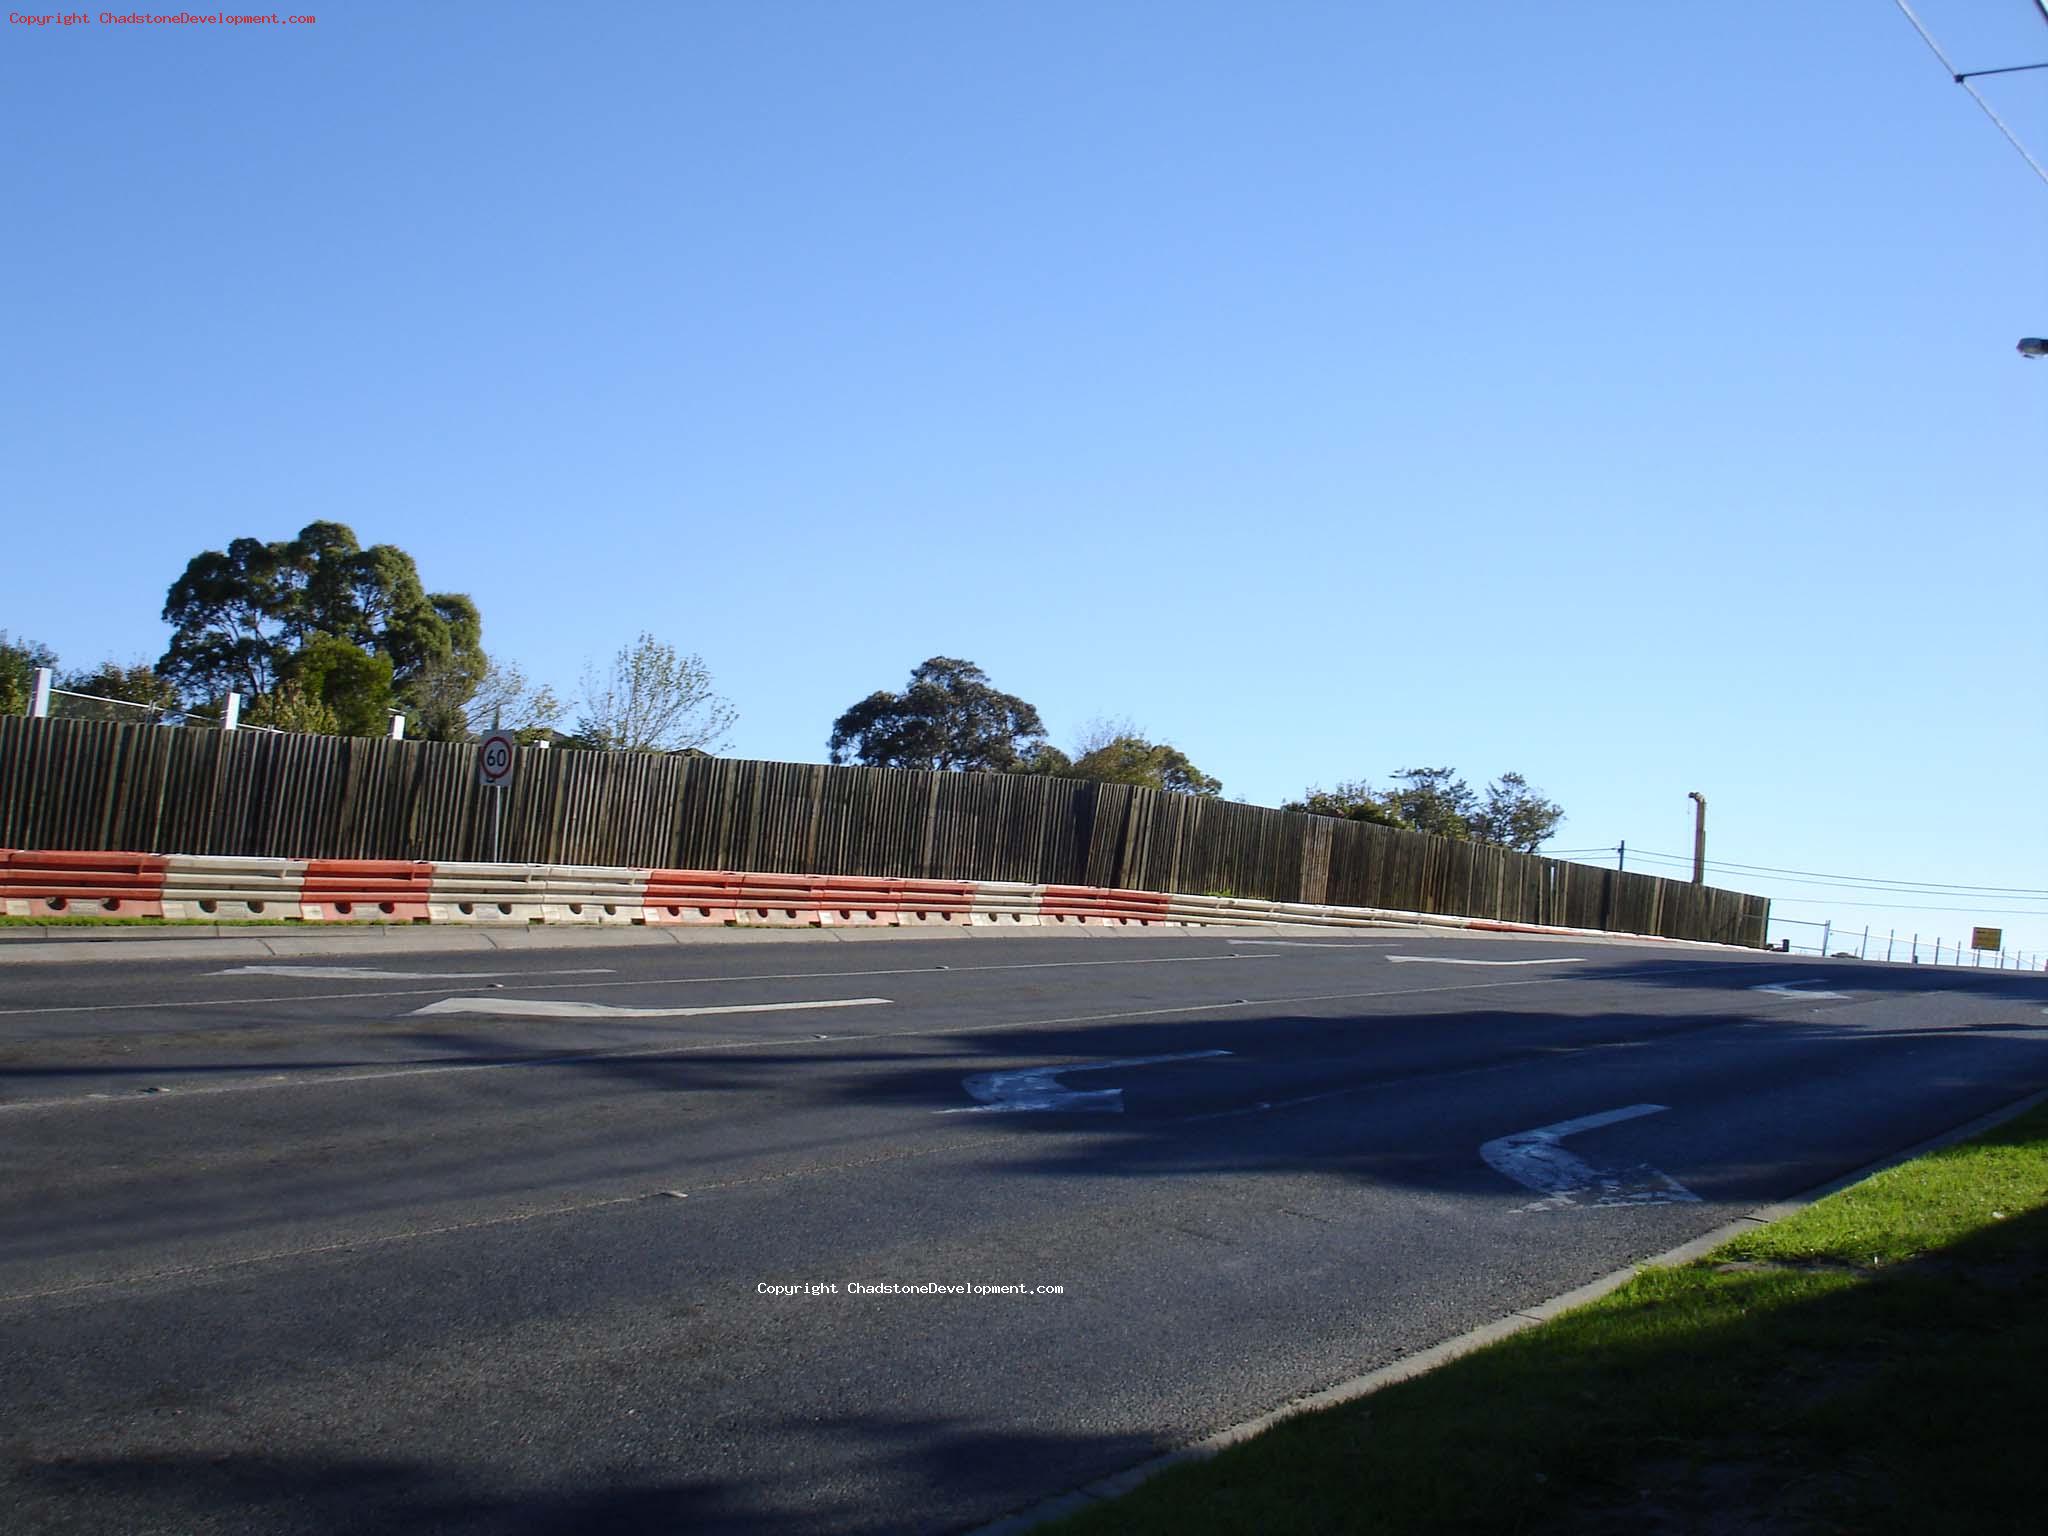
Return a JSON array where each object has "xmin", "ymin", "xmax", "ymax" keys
[
  {"xmin": 1894, "ymin": 0, "xmax": 2048, "ymax": 189},
  {"xmin": 1623, "ymin": 848, "xmax": 2048, "ymax": 898},
  {"xmin": 1763, "ymin": 895, "xmax": 2048, "ymax": 916}
]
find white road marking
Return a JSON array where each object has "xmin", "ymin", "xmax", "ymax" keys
[
  {"xmin": 0, "ymin": 966, "xmax": 1727, "ymax": 1116},
  {"xmin": 940, "ymin": 1050, "xmax": 1233, "ymax": 1114},
  {"xmin": 1480, "ymin": 1103, "xmax": 1700, "ymax": 1212},
  {"xmin": 0, "ymin": 951, "xmax": 1278, "ymax": 1021},
  {"xmin": 1751, "ymin": 981, "xmax": 1851, "ymax": 1001},
  {"xmin": 409, "ymin": 996, "xmax": 893, "ymax": 1021},
  {"xmin": 212, "ymin": 966, "xmax": 617, "ymax": 981},
  {"xmin": 3, "ymin": 1056, "xmax": 1703, "ymax": 1306},
  {"xmin": 1387, "ymin": 956, "xmax": 1585, "ymax": 967}
]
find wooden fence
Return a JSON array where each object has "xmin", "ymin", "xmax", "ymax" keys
[{"xmin": 0, "ymin": 717, "xmax": 1770, "ymax": 945}]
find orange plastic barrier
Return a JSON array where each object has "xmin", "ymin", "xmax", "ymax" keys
[
  {"xmin": 1037, "ymin": 884, "xmax": 1175, "ymax": 926},
  {"xmin": 639, "ymin": 870, "xmax": 747, "ymax": 924},
  {"xmin": 800, "ymin": 874, "xmax": 976, "ymax": 928},
  {"xmin": 300, "ymin": 859, "xmax": 434, "ymax": 922},
  {"xmin": 0, "ymin": 848, "xmax": 168, "ymax": 917},
  {"xmin": 634, "ymin": 870, "xmax": 981, "ymax": 927}
]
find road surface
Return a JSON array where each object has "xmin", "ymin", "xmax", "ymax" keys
[{"xmin": 3, "ymin": 927, "xmax": 2044, "ymax": 1533}]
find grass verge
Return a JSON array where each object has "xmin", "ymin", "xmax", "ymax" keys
[{"xmin": 1042, "ymin": 1097, "xmax": 2048, "ymax": 1536}]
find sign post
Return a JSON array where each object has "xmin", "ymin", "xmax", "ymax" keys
[{"xmin": 479, "ymin": 730, "xmax": 516, "ymax": 862}]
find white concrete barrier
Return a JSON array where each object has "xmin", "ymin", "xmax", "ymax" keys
[{"xmin": 161, "ymin": 855, "xmax": 305, "ymax": 921}]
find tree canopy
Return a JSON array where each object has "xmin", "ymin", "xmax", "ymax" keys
[
  {"xmin": 1467, "ymin": 772, "xmax": 1565, "ymax": 852},
  {"xmin": 1, "ymin": 632, "xmax": 58, "ymax": 717},
  {"xmin": 410, "ymin": 653, "xmax": 567, "ymax": 744},
  {"xmin": 562, "ymin": 633, "xmax": 736, "ymax": 753},
  {"xmin": 828, "ymin": 657, "xmax": 1046, "ymax": 772},
  {"xmin": 1382, "ymin": 766, "xmax": 1480, "ymax": 840},
  {"xmin": 1284, "ymin": 779, "xmax": 1410, "ymax": 829},
  {"xmin": 59, "ymin": 659, "xmax": 180, "ymax": 716},
  {"xmin": 158, "ymin": 522, "xmax": 482, "ymax": 733},
  {"xmin": 1286, "ymin": 767, "xmax": 1563, "ymax": 852},
  {"xmin": 1018, "ymin": 722, "xmax": 1222, "ymax": 796}
]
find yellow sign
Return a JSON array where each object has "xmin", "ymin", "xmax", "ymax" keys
[{"xmin": 1971, "ymin": 927, "xmax": 2002, "ymax": 951}]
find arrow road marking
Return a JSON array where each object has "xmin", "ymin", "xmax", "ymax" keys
[
  {"xmin": 215, "ymin": 966, "xmax": 617, "ymax": 981},
  {"xmin": 1480, "ymin": 1103, "xmax": 1700, "ymax": 1212},
  {"xmin": 1750, "ymin": 981, "xmax": 1851, "ymax": 1001},
  {"xmin": 939, "ymin": 1049, "xmax": 1233, "ymax": 1114},
  {"xmin": 1387, "ymin": 956, "xmax": 1585, "ymax": 967},
  {"xmin": 409, "ymin": 996, "xmax": 892, "ymax": 1021}
]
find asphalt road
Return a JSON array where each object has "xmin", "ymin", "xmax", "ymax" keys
[{"xmin": 3, "ymin": 926, "xmax": 2045, "ymax": 1534}]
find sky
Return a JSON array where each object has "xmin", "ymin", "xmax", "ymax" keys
[{"xmin": 4, "ymin": 2, "xmax": 2045, "ymax": 961}]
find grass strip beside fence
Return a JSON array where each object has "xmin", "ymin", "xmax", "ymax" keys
[{"xmin": 1043, "ymin": 1098, "xmax": 2048, "ymax": 1536}]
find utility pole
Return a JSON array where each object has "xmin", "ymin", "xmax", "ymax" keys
[
  {"xmin": 1616, "ymin": 840, "xmax": 1626, "ymax": 872},
  {"xmin": 1687, "ymin": 792, "xmax": 1707, "ymax": 885}
]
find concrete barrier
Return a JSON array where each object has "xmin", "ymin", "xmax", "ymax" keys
[
  {"xmin": 425, "ymin": 862, "xmax": 551, "ymax": 925},
  {"xmin": 536, "ymin": 864, "xmax": 651, "ymax": 925},
  {"xmin": 0, "ymin": 849, "xmax": 1751, "ymax": 949},
  {"xmin": 161, "ymin": 854, "xmax": 304, "ymax": 921}
]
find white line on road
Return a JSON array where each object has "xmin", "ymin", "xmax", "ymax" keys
[
  {"xmin": 409, "ymin": 996, "xmax": 893, "ymax": 1021},
  {"xmin": 0, "ymin": 951, "xmax": 1278, "ymax": 1020},
  {"xmin": 0, "ymin": 1063, "xmax": 1729, "ymax": 1307},
  {"xmin": 211, "ymin": 966, "xmax": 619, "ymax": 981},
  {"xmin": 0, "ymin": 965, "xmax": 1729, "ymax": 1116},
  {"xmin": 1387, "ymin": 956, "xmax": 1586, "ymax": 967},
  {"xmin": 1480, "ymin": 1103, "xmax": 1700, "ymax": 1212},
  {"xmin": 1750, "ymin": 981, "xmax": 1850, "ymax": 1000},
  {"xmin": 939, "ymin": 1050, "xmax": 1233, "ymax": 1114}
]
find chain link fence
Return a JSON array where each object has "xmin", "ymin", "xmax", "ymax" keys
[{"xmin": 1768, "ymin": 914, "xmax": 2042, "ymax": 971}]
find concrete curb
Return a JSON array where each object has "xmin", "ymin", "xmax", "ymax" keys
[
  {"xmin": 0, "ymin": 923, "xmax": 1305, "ymax": 964},
  {"xmin": 0, "ymin": 918, "xmax": 1729, "ymax": 968},
  {"xmin": 965, "ymin": 1084, "xmax": 2048, "ymax": 1536}
]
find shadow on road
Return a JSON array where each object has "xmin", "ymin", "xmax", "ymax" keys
[{"xmin": 10, "ymin": 1413, "xmax": 1162, "ymax": 1535}]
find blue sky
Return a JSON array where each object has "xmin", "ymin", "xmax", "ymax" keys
[{"xmin": 5, "ymin": 2, "xmax": 2044, "ymax": 958}]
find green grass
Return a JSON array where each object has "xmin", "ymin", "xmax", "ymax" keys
[{"xmin": 1044, "ymin": 1098, "xmax": 2048, "ymax": 1536}]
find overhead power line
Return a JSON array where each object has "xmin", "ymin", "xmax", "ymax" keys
[
  {"xmin": 1893, "ymin": 0, "xmax": 2048, "ymax": 189},
  {"xmin": 1764, "ymin": 895, "xmax": 2048, "ymax": 916},
  {"xmin": 1622, "ymin": 847, "xmax": 2048, "ymax": 899}
]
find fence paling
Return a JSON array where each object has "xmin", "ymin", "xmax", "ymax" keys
[{"xmin": 0, "ymin": 716, "xmax": 1770, "ymax": 946}]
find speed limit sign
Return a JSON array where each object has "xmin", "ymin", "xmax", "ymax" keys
[{"xmin": 478, "ymin": 731, "xmax": 516, "ymax": 788}]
